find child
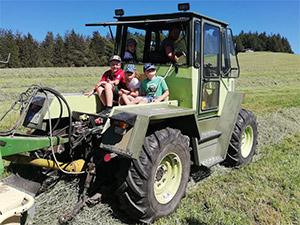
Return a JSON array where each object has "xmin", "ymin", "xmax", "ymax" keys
[
  {"xmin": 123, "ymin": 39, "xmax": 137, "ymax": 61},
  {"xmin": 118, "ymin": 64, "xmax": 141, "ymax": 105},
  {"xmin": 84, "ymin": 55, "xmax": 126, "ymax": 116},
  {"xmin": 129, "ymin": 63, "xmax": 169, "ymax": 104}
]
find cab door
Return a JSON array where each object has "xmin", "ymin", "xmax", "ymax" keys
[{"xmin": 199, "ymin": 22, "xmax": 221, "ymax": 114}]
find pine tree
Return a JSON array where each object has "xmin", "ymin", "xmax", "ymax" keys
[
  {"xmin": 53, "ymin": 34, "xmax": 66, "ymax": 67},
  {"xmin": 41, "ymin": 31, "xmax": 55, "ymax": 67},
  {"xmin": 87, "ymin": 31, "xmax": 107, "ymax": 66},
  {"xmin": 64, "ymin": 29, "xmax": 88, "ymax": 67}
]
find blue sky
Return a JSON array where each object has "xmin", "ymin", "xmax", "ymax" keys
[{"xmin": 0, "ymin": 0, "xmax": 299, "ymax": 54}]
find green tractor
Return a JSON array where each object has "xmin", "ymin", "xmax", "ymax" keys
[{"xmin": 0, "ymin": 3, "xmax": 257, "ymax": 224}]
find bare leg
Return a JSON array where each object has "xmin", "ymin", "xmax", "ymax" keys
[
  {"xmin": 122, "ymin": 95, "xmax": 131, "ymax": 105},
  {"xmin": 96, "ymin": 86, "xmax": 106, "ymax": 106},
  {"xmin": 137, "ymin": 98, "xmax": 148, "ymax": 104},
  {"xmin": 128, "ymin": 96, "xmax": 144, "ymax": 105},
  {"xmin": 118, "ymin": 96, "xmax": 123, "ymax": 105},
  {"xmin": 104, "ymin": 83, "xmax": 114, "ymax": 107}
]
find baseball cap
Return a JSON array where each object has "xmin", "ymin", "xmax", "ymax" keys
[
  {"xmin": 143, "ymin": 63, "xmax": 156, "ymax": 72},
  {"xmin": 109, "ymin": 55, "xmax": 122, "ymax": 62},
  {"xmin": 125, "ymin": 64, "xmax": 136, "ymax": 73}
]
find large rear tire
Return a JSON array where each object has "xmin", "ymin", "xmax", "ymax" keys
[
  {"xmin": 115, "ymin": 127, "xmax": 190, "ymax": 223},
  {"xmin": 223, "ymin": 109, "xmax": 258, "ymax": 167}
]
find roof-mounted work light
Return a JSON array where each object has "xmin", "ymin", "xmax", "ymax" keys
[
  {"xmin": 115, "ymin": 9, "xmax": 124, "ymax": 16},
  {"xmin": 178, "ymin": 3, "xmax": 190, "ymax": 11}
]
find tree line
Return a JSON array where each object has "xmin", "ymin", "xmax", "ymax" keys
[
  {"xmin": 0, "ymin": 29, "xmax": 114, "ymax": 68},
  {"xmin": 235, "ymin": 30, "xmax": 293, "ymax": 53},
  {"xmin": 0, "ymin": 29, "xmax": 294, "ymax": 68}
]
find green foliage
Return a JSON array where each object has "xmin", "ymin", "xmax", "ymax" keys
[
  {"xmin": 16, "ymin": 32, "xmax": 41, "ymax": 67},
  {"xmin": 235, "ymin": 31, "xmax": 293, "ymax": 53},
  {"xmin": 0, "ymin": 29, "xmax": 21, "ymax": 68},
  {"xmin": 0, "ymin": 29, "xmax": 114, "ymax": 68}
]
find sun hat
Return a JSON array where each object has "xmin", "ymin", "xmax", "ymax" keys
[
  {"xmin": 109, "ymin": 55, "xmax": 122, "ymax": 62},
  {"xmin": 143, "ymin": 63, "xmax": 156, "ymax": 72},
  {"xmin": 125, "ymin": 64, "xmax": 136, "ymax": 73}
]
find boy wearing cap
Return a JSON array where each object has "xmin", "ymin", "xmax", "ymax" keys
[
  {"xmin": 84, "ymin": 55, "xmax": 126, "ymax": 116},
  {"xmin": 129, "ymin": 63, "xmax": 169, "ymax": 104},
  {"xmin": 118, "ymin": 64, "xmax": 141, "ymax": 105}
]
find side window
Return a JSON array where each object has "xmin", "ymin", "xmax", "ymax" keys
[
  {"xmin": 150, "ymin": 31, "xmax": 159, "ymax": 51},
  {"xmin": 222, "ymin": 29, "xmax": 239, "ymax": 77},
  {"xmin": 201, "ymin": 23, "xmax": 220, "ymax": 112},
  {"xmin": 203, "ymin": 24, "xmax": 220, "ymax": 77},
  {"xmin": 123, "ymin": 27, "xmax": 145, "ymax": 62},
  {"xmin": 227, "ymin": 28, "xmax": 239, "ymax": 77},
  {"xmin": 146, "ymin": 26, "xmax": 188, "ymax": 65},
  {"xmin": 222, "ymin": 31, "xmax": 230, "ymax": 75},
  {"xmin": 194, "ymin": 21, "xmax": 201, "ymax": 67}
]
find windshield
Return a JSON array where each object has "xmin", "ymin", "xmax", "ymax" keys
[{"xmin": 117, "ymin": 23, "xmax": 189, "ymax": 65}]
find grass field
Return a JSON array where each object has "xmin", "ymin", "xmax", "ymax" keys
[
  {"xmin": 0, "ymin": 52, "xmax": 300, "ymax": 224},
  {"xmin": 236, "ymin": 52, "xmax": 300, "ymax": 114}
]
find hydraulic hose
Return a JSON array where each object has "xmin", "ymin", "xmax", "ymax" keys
[
  {"xmin": 39, "ymin": 87, "xmax": 85, "ymax": 175},
  {"xmin": 38, "ymin": 87, "xmax": 73, "ymax": 149}
]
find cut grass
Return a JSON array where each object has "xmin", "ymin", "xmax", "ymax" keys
[
  {"xmin": 0, "ymin": 67, "xmax": 109, "ymax": 103},
  {"xmin": 236, "ymin": 52, "xmax": 300, "ymax": 115},
  {"xmin": 154, "ymin": 133, "xmax": 300, "ymax": 225}
]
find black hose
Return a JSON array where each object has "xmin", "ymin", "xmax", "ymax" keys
[
  {"xmin": 38, "ymin": 89, "xmax": 64, "ymax": 134},
  {"xmin": 38, "ymin": 87, "xmax": 73, "ymax": 149}
]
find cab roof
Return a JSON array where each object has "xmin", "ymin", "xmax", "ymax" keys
[{"xmin": 86, "ymin": 11, "xmax": 229, "ymax": 29}]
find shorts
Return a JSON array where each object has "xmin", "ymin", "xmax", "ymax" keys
[{"xmin": 143, "ymin": 96, "xmax": 154, "ymax": 103}]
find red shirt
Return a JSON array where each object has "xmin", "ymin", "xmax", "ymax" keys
[{"xmin": 100, "ymin": 69, "xmax": 126, "ymax": 89}]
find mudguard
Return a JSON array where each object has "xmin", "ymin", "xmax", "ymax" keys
[{"xmin": 100, "ymin": 101, "xmax": 200, "ymax": 159}]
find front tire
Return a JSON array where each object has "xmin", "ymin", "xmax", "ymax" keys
[
  {"xmin": 115, "ymin": 128, "xmax": 190, "ymax": 223},
  {"xmin": 223, "ymin": 109, "xmax": 258, "ymax": 167}
]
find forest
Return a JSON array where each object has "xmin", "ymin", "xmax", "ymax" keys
[{"xmin": 0, "ymin": 29, "xmax": 294, "ymax": 68}]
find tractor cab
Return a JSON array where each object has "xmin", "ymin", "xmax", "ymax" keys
[{"xmin": 86, "ymin": 3, "xmax": 240, "ymax": 115}]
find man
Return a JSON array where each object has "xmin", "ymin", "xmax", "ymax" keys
[
  {"xmin": 84, "ymin": 55, "xmax": 126, "ymax": 116},
  {"xmin": 160, "ymin": 26, "xmax": 181, "ymax": 62}
]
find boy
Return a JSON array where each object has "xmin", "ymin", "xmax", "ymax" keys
[
  {"xmin": 118, "ymin": 64, "xmax": 141, "ymax": 105},
  {"xmin": 130, "ymin": 63, "xmax": 169, "ymax": 104},
  {"xmin": 84, "ymin": 55, "xmax": 126, "ymax": 116}
]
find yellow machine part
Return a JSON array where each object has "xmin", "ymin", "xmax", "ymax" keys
[{"xmin": 4, "ymin": 155, "xmax": 85, "ymax": 173}]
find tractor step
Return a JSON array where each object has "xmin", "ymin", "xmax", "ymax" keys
[
  {"xmin": 199, "ymin": 130, "xmax": 222, "ymax": 144},
  {"xmin": 201, "ymin": 156, "xmax": 224, "ymax": 167}
]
